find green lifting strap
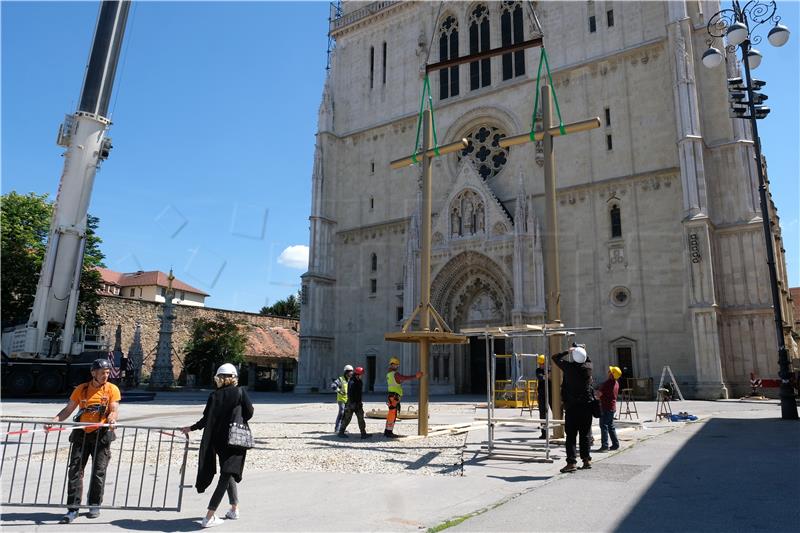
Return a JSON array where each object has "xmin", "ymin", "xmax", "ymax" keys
[
  {"xmin": 529, "ymin": 47, "xmax": 566, "ymax": 141},
  {"xmin": 411, "ymin": 74, "xmax": 440, "ymax": 164}
]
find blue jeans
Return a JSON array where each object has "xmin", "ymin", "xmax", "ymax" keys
[
  {"xmin": 599, "ymin": 410, "xmax": 619, "ymax": 448},
  {"xmin": 335, "ymin": 401, "xmax": 346, "ymax": 432}
]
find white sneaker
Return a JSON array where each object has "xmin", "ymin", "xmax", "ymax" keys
[
  {"xmin": 59, "ymin": 510, "xmax": 79, "ymax": 524},
  {"xmin": 225, "ymin": 508, "xmax": 240, "ymax": 520},
  {"xmin": 201, "ymin": 515, "xmax": 221, "ymax": 528},
  {"xmin": 87, "ymin": 506, "xmax": 101, "ymax": 518}
]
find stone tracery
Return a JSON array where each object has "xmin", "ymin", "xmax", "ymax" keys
[
  {"xmin": 458, "ymin": 124, "xmax": 509, "ymax": 179},
  {"xmin": 431, "ymin": 251, "xmax": 513, "ymax": 330}
]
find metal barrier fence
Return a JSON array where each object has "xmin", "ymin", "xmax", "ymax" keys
[{"xmin": 0, "ymin": 418, "xmax": 189, "ymax": 511}]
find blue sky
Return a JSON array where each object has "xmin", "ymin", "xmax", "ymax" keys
[
  {"xmin": 2, "ymin": 1, "xmax": 330, "ymax": 312},
  {"xmin": 2, "ymin": 1, "xmax": 799, "ymax": 314}
]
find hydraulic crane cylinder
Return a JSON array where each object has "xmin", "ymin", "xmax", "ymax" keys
[{"xmin": 25, "ymin": 1, "xmax": 130, "ymax": 357}]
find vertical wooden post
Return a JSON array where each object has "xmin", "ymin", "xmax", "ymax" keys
[
  {"xmin": 418, "ymin": 109, "xmax": 433, "ymax": 436},
  {"xmin": 541, "ymin": 84, "xmax": 564, "ymax": 438}
]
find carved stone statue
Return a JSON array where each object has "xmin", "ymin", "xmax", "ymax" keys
[
  {"xmin": 451, "ymin": 208, "xmax": 461, "ymax": 237},
  {"xmin": 464, "ymin": 200, "xmax": 474, "ymax": 234}
]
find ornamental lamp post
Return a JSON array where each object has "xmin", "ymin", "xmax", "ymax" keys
[{"xmin": 703, "ymin": 0, "xmax": 797, "ymax": 420}]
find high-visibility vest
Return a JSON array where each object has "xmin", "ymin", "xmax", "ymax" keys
[
  {"xmin": 387, "ymin": 371, "xmax": 403, "ymax": 397},
  {"xmin": 336, "ymin": 376, "xmax": 348, "ymax": 403}
]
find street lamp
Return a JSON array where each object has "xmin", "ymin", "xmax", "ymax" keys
[{"xmin": 703, "ymin": 0, "xmax": 797, "ymax": 420}]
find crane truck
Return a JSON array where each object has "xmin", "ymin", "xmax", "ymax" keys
[{"xmin": 1, "ymin": 1, "xmax": 130, "ymax": 395}]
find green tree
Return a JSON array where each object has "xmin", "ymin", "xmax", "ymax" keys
[
  {"xmin": 1, "ymin": 192, "xmax": 52, "ymax": 327},
  {"xmin": 184, "ymin": 317, "xmax": 247, "ymax": 386},
  {"xmin": 1, "ymin": 192, "xmax": 106, "ymax": 328},
  {"xmin": 259, "ymin": 292, "xmax": 300, "ymax": 318},
  {"xmin": 76, "ymin": 215, "xmax": 106, "ymax": 328}
]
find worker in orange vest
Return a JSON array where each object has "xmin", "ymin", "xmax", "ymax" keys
[{"xmin": 384, "ymin": 356, "xmax": 422, "ymax": 438}]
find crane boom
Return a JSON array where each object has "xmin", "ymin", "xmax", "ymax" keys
[{"xmin": 12, "ymin": 1, "xmax": 130, "ymax": 359}]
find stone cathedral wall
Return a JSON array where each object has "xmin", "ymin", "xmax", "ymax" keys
[{"xmin": 300, "ymin": 1, "xmax": 796, "ymax": 398}]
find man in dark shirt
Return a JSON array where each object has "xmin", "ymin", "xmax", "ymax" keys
[
  {"xmin": 552, "ymin": 345, "xmax": 594, "ymax": 473},
  {"xmin": 597, "ymin": 366, "xmax": 621, "ymax": 451},
  {"xmin": 338, "ymin": 367, "xmax": 372, "ymax": 439}
]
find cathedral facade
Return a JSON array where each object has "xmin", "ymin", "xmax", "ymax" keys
[{"xmin": 297, "ymin": 0, "xmax": 795, "ymax": 399}]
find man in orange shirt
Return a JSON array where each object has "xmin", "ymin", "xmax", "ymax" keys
[{"xmin": 52, "ymin": 358, "xmax": 121, "ymax": 524}]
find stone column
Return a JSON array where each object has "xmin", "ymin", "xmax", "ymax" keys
[
  {"xmin": 297, "ymin": 76, "xmax": 337, "ymax": 393},
  {"xmin": 668, "ymin": 1, "xmax": 727, "ymax": 398}
]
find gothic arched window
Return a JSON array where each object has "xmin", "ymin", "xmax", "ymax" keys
[
  {"xmin": 369, "ymin": 46, "xmax": 375, "ymax": 89},
  {"xmin": 469, "ymin": 4, "xmax": 491, "ymax": 90},
  {"xmin": 610, "ymin": 204, "xmax": 622, "ymax": 238},
  {"xmin": 501, "ymin": 1, "xmax": 525, "ymax": 80},
  {"xmin": 438, "ymin": 15, "xmax": 460, "ymax": 99}
]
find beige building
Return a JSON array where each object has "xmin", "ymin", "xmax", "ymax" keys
[
  {"xmin": 297, "ymin": 0, "xmax": 795, "ymax": 399},
  {"xmin": 97, "ymin": 268, "xmax": 209, "ymax": 307}
]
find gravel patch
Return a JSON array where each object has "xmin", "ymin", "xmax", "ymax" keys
[{"xmin": 184, "ymin": 422, "xmax": 468, "ymax": 477}]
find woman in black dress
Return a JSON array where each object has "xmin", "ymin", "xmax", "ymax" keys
[{"xmin": 181, "ymin": 363, "xmax": 253, "ymax": 528}]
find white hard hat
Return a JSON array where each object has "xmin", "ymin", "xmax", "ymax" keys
[
  {"xmin": 571, "ymin": 346, "xmax": 588, "ymax": 364},
  {"xmin": 343, "ymin": 364, "xmax": 354, "ymax": 372},
  {"xmin": 216, "ymin": 363, "xmax": 238, "ymax": 377}
]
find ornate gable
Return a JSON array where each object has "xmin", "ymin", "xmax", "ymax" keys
[{"xmin": 432, "ymin": 161, "xmax": 514, "ymax": 245}]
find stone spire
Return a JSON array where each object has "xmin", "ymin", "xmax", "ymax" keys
[
  {"xmin": 149, "ymin": 269, "xmax": 177, "ymax": 389},
  {"xmin": 318, "ymin": 73, "xmax": 334, "ymax": 134},
  {"xmin": 127, "ymin": 322, "xmax": 144, "ymax": 386}
]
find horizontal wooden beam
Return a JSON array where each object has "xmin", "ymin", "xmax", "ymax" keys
[
  {"xmin": 498, "ymin": 117, "xmax": 602, "ymax": 148},
  {"xmin": 389, "ymin": 138, "xmax": 469, "ymax": 169},
  {"xmin": 426, "ymin": 36, "xmax": 544, "ymax": 72}
]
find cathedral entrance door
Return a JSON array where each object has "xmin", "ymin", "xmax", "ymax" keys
[{"xmin": 468, "ymin": 337, "xmax": 506, "ymax": 394}]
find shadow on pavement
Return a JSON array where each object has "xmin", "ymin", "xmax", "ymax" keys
[
  {"xmin": 111, "ymin": 517, "xmax": 200, "ymax": 531},
  {"xmin": 0, "ymin": 511, "xmax": 61, "ymax": 525},
  {"xmin": 616, "ymin": 417, "xmax": 800, "ymax": 533},
  {"xmin": 487, "ymin": 475, "xmax": 549, "ymax": 482}
]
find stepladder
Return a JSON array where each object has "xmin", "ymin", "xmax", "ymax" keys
[
  {"xmin": 617, "ymin": 387, "xmax": 638, "ymax": 420},
  {"xmin": 656, "ymin": 366, "xmax": 685, "ymax": 401}
]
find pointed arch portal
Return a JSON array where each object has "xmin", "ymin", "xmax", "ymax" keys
[{"xmin": 430, "ymin": 251, "xmax": 513, "ymax": 393}]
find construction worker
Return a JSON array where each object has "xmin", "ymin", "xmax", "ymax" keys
[
  {"xmin": 51, "ymin": 359, "xmax": 121, "ymax": 524},
  {"xmin": 552, "ymin": 344, "xmax": 594, "ymax": 473},
  {"xmin": 535, "ymin": 354, "xmax": 550, "ymax": 439},
  {"xmin": 384, "ymin": 356, "xmax": 422, "ymax": 438},
  {"xmin": 338, "ymin": 367, "xmax": 371, "ymax": 439},
  {"xmin": 331, "ymin": 364, "xmax": 354, "ymax": 433},
  {"xmin": 596, "ymin": 366, "xmax": 622, "ymax": 452}
]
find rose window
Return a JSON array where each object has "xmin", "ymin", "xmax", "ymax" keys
[{"xmin": 458, "ymin": 125, "xmax": 509, "ymax": 180}]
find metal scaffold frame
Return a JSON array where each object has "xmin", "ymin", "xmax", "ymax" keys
[{"xmin": 462, "ymin": 323, "xmax": 601, "ymax": 462}]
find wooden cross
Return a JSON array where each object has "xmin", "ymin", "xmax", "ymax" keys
[
  {"xmin": 387, "ymin": 110, "xmax": 468, "ymax": 436},
  {"xmin": 499, "ymin": 84, "xmax": 600, "ymax": 436}
]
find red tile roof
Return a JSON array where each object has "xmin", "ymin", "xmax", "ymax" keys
[
  {"xmin": 96, "ymin": 268, "xmax": 209, "ymax": 296},
  {"xmin": 243, "ymin": 325, "xmax": 299, "ymax": 364}
]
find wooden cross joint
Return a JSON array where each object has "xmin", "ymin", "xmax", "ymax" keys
[{"xmin": 389, "ymin": 138, "xmax": 469, "ymax": 169}]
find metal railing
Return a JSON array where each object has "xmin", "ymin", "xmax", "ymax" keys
[
  {"xmin": 329, "ymin": 1, "xmax": 398, "ymax": 33},
  {"xmin": 494, "ymin": 380, "xmax": 539, "ymax": 408},
  {"xmin": 0, "ymin": 418, "xmax": 189, "ymax": 511}
]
